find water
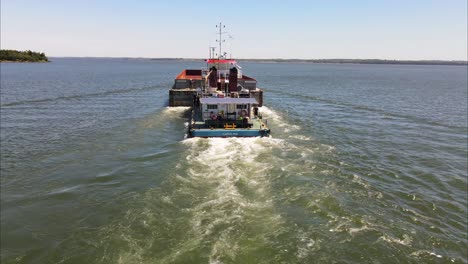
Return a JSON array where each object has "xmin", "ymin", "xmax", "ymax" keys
[{"xmin": 1, "ymin": 58, "xmax": 467, "ymax": 263}]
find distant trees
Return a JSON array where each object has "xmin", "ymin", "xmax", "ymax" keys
[
  {"xmin": 241, "ymin": 58, "xmax": 467, "ymax": 66},
  {"xmin": 0, "ymin": 50, "xmax": 49, "ymax": 62}
]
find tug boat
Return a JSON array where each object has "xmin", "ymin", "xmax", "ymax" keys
[{"xmin": 169, "ymin": 24, "xmax": 270, "ymax": 138}]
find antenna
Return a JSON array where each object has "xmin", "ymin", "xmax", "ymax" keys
[
  {"xmin": 209, "ymin": 47, "xmax": 216, "ymax": 59},
  {"xmin": 215, "ymin": 22, "xmax": 227, "ymax": 59},
  {"xmin": 228, "ymin": 34, "xmax": 234, "ymax": 59}
]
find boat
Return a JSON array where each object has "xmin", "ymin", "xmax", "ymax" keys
[{"xmin": 169, "ymin": 23, "xmax": 270, "ymax": 138}]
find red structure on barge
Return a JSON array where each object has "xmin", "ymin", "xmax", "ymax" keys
[{"xmin": 168, "ymin": 25, "xmax": 263, "ymax": 107}]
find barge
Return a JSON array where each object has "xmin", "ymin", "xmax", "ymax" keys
[{"xmin": 169, "ymin": 24, "xmax": 270, "ymax": 138}]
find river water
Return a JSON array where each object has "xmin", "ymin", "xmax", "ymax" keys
[{"xmin": 1, "ymin": 58, "xmax": 467, "ymax": 263}]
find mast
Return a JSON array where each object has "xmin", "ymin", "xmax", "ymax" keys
[{"xmin": 216, "ymin": 22, "xmax": 226, "ymax": 59}]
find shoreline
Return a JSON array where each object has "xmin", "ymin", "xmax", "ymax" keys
[
  {"xmin": 3, "ymin": 57, "xmax": 466, "ymax": 66},
  {"xmin": 0, "ymin": 60, "xmax": 49, "ymax": 63},
  {"xmin": 48, "ymin": 57, "xmax": 468, "ymax": 66}
]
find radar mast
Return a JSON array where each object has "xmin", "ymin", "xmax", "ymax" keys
[{"xmin": 216, "ymin": 23, "xmax": 227, "ymax": 59}]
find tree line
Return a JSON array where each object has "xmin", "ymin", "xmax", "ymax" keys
[
  {"xmin": 0, "ymin": 50, "xmax": 49, "ymax": 62},
  {"xmin": 240, "ymin": 58, "xmax": 468, "ymax": 66}
]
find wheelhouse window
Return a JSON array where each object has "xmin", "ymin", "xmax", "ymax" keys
[
  {"xmin": 207, "ymin": 104, "xmax": 218, "ymax": 109},
  {"xmin": 236, "ymin": 104, "xmax": 247, "ymax": 109}
]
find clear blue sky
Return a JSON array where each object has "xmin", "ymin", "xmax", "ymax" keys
[{"xmin": 1, "ymin": 0, "xmax": 467, "ymax": 60}]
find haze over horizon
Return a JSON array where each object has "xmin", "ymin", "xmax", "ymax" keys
[{"xmin": 1, "ymin": 0, "xmax": 467, "ymax": 61}]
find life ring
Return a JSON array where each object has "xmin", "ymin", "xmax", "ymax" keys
[
  {"xmin": 211, "ymin": 114, "xmax": 217, "ymax": 120},
  {"xmin": 239, "ymin": 109, "xmax": 248, "ymax": 117}
]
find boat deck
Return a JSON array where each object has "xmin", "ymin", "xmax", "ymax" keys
[
  {"xmin": 189, "ymin": 109, "xmax": 270, "ymax": 137},
  {"xmin": 191, "ymin": 118, "xmax": 266, "ymax": 129}
]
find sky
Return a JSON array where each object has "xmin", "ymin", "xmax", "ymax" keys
[{"xmin": 1, "ymin": 0, "xmax": 467, "ymax": 60}]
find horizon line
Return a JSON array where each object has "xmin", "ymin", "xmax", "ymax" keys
[{"xmin": 47, "ymin": 56, "xmax": 468, "ymax": 63}]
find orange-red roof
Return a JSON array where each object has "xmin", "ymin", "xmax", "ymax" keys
[
  {"xmin": 175, "ymin": 69, "xmax": 257, "ymax": 81},
  {"xmin": 175, "ymin": 69, "xmax": 202, "ymax": 80}
]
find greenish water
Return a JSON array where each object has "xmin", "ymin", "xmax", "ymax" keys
[{"xmin": 1, "ymin": 58, "xmax": 467, "ymax": 263}]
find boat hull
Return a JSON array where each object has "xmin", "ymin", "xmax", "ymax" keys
[{"xmin": 189, "ymin": 128, "xmax": 270, "ymax": 138}]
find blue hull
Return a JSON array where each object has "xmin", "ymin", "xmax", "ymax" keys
[{"xmin": 189, "ymin": 129, "xmax": 270, "ymax": 138}]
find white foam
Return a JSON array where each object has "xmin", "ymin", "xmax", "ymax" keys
[
  {"xmin": 258, "ymin": 106, "xmax": 301, "ymax": 131},
  {"xmin": 348, "ymin": 226, "xmax": 371, "ymax": 235},
  {"xmin": 378, "ymin": 234, "xmax": 412, "ymax": 246},
  {"xmin": 257, "ymin": 106, "xmax": 281, "ymax": 120},
  {"xmin": 410, "ymin": 250, "xmax": 443, "ymax": 258},
  {"xmin": 163, "ymin": 106, "xmax": 190, "ymax": 113},
  {"xmin": 180, "ymin": 137, "xmax": 288, "ymax": 258},
  {"xmin": 352, "ymin": 174, "xmax": 370, "ymax": 188},
  {"xmin": 289, "ymin": 135, "xmax": 311, "ymax": 141},
  {"xmin": 295, "ymin": 231, "xmax": 321, "ymax": 259}
]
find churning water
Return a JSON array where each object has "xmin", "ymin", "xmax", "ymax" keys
[{"xmin": 1, "ymin": 58, "xmax": 467, "ymax": 263}]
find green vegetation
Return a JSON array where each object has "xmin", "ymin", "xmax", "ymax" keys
[{"xmin": 0, "ymin": 49, "xmax": 49, "ymax": 62}]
